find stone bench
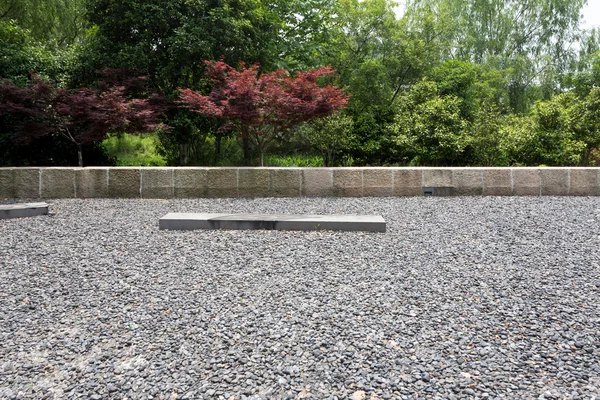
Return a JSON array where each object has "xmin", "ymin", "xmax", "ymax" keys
[
  {"xmin": 159, "ymin": 213, "xmax": 386, "ymax": 232},
  {"xmin": 0, "ymin": 202, "xmax": 49, "ymax": 219}
]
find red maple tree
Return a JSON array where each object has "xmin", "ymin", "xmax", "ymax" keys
[
  {"xmin": 178, "ymin": 61, "xmax": 350, "ymax": 166},
  {"xmin": 0, "ymin": 72, "xmax": 165, "ymax": 167}
]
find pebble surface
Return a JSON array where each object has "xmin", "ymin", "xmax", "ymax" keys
[{"xmin": 0, "ymin": 197, "xmax": 599, "ymax": 400}]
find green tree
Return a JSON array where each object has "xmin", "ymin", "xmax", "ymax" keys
[
  {"xmin": 404, "ymin": 0, "xmax": 586, "ymax": 113},
  {"xmin": 317, "ymin": 0, "xmax": 430, "ymax": 164},
  {"xmin": 77, "ymin": 0, "xmax": 280, "ymax": 91},
  {"xmin": 0, "ymin": 0, "xmax": 87, "ymax": 84},
  {"xmin": 271, "ymin": 0, "xmax": 338, "ymax": 71},
  {"xmin": 296, "ymin": 113, "xmax": 354, "ymax": 166},
  {"xmin": 0, "ymin": 0, "xmax": 87, "ymax": 46},
  {"xmin": 515, "ymin": 93, "xmax": 587, "ymax": 165},
  {"xmin": 75, "ymin": 0, "xmax": 283, "ymax": 164},
  {"xmin": 565, "ymin": 28, "xmax": 600, "ymax": 97},
  {"xmin": 387, "ymin": 80, "xmax": 471, "ymax": 165},
  {"xmin": 0, "ymin": 21, "xmax": 70, "ymax": 84}
]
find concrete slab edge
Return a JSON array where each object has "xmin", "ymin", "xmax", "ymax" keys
[
  {"xmin": 159, "ymin": 213, "xmax": 386, "ymax": 232},
  {"xmin": 0, "ymin": 202, "xmax": 49, "ymax": 219}
]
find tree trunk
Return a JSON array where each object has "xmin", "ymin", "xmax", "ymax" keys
[
  {"xmin": 323, "ymin": 149, "xmax": 331, "ymax": 167},
  {"xmin": 179, "ymin": 143, "xmax": 189, "ymax": 166},
  {"xmin": 242, "ymin": 136, "xmax": 251, "ymax": 165},
  {"xmin": 77, "ymin": 144, "xmax": 83, "ymax": 167},
  {"xmin": 260, "ymin": 151, "xmax": 264, "ymax": 167},
  {"xmin": 214, "ymin": 134, "xmax": 222, "ymax": 164}
]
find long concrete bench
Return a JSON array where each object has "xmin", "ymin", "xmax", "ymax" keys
[
  {"xmin": 0, "ymin": 202, "xmax": 48, "ymax": 219},
  {"xmin": 159, "ymin": 213, "xmax": 386, "ymax": 232}
]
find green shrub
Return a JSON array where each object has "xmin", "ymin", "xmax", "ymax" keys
[{"xmin": 102, "ymin": 133, "xmax": 166, "ymax": 166}]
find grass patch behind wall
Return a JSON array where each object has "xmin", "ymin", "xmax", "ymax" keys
[
  {"xmin": 263, "ymin": 154, "xmax": 323, "ymax": 167},
  {"xmin": 102, "ymin": 133, "xmax": 167, "ymax": 166}
]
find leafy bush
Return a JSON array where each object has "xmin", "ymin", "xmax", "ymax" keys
[
  {"xmin": 387, "ymin": 80, "xmax": 471, "ymax": 166},
  {"xmin": 102, "ymin": 133, "xmax": 166, "ymax": 166},
  {"xmin": 295, "ymin": 114, "xmax": 354, "ymax": 166}
]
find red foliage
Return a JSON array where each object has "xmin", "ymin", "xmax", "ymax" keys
[
  {"xmin": 178, "ymin": 60, "xmax": 349, "ymax": 164},
  {"xmin": 53, "ymin": 85, "xmax": 162, "ymax": 145},
  {"xmin": 0, "ymin": 72, "xmax": 165, "ymax": 166},
  {"xmin": 0, "ymin": 77, "xmax": 55, "ymax": 143}
]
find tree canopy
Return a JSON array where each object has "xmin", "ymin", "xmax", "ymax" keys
[{"xmin": 1, "ymin": 0, "xmax": 598, "ymax": 167}]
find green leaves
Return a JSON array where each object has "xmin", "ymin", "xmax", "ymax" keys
[
  {"xmin": 0, "ymin": 20, "xmax": 73, "ymax": 85},
  {"xmin": 388, "ymin": 79, "xmax": 471, "ymax": 166}
]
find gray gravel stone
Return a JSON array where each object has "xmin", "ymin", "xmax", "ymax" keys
[{"xmin": 0, "ymin": 197, "xmax": 599, "ymax": 399}]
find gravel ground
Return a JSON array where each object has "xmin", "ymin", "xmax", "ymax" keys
[{"xmin": 0, "ymin": 197, "xmax": 599, "ymax": 400}]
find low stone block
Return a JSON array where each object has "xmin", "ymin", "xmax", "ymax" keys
[
  {"xmin": 174, "ymin": 168, "xmax": 208, "ymax": 198},
  {"xmin": 540, "ymin": 169, "xmax": 569, "ymax": 196},
  {"xmin": 142, "ymin": 168, "xmax": 173, "ymax": 198},
  {"xmin": 333, "ymin": 168, "xmax": 362, "ymax": 197},
  {"xmin": 302, "ymin": 169, "xmax": 333, "ymax": 197},
  {"xmin": 238, "ymin": 168, "xmax": 269, "ymax": 197},
  {"xmin": 109, "ymin": 168, "xmax": 140, "ymax": 198},
  {"xmin": 41, "ymin": 168, "xmax": 75, "ymax": 198},
  {"xmin": 76, "ymin": 168, "xmax": 108, "ymax": 198},
  {"xmin": 393, "ymin": 169, "xmax": 422, "ymax": 196},
  {"xmin": 423, "ymin": 169, "xmax": 452, "ymax": 188},
  {"xmin": 270, "ymin": 169, "xmax": 301, "ymax": 197},
  {"xmin": 512, "ymin": 169, "xmax": 540, "ymax": 196},
  {"xmin": 159, "ymin": 213, "xmax": 386, "ymax": 232},
  {"xmin": 569, "ymin": 168, "xmax": 599, "ymax": 196},
  {"xmin": 14, "ymin": 168, "xmax": 40, "ymax": 199},
  {"xmin": 363, "ymin": 169, "xmax": 392, "ymax": 196},
  {"xmin": 452, "ymin": 169, "xmax": 483, "ymax": 196},
  {"xmin": 0, "ymin": 202, "xmax": 48, "ymax": 219},
  {"xmin": 483, "ymin": 169, "xmax": 512, "ymax": 196},
  {"xmin": 0, "ymin": 168, "xmax": 14, "ymax": 198},
  {"xmin": 207, "ymin": 168, "xmax": 237, "ymax": 197}
]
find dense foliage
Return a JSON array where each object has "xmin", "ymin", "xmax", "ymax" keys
[
  {"xmin": 179, "ymin": 61, "xmax": 349, "ymax": 165},
  {"xmin": 1, "ymin": 0, "xmax": 599, "ymax": 166},
  {"xmin": 0, "ymin": 73, "xmax": 163, "ymax": 166}
]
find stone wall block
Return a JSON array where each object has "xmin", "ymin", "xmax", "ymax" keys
[
  {"xmin": 207, "ymin": 168, "xmax": 237, "ymax": 197},
  {"xmin": 14, "ymin": 168, "xmax": 40, "ymax": 199},
  {"xmin": 393, "ymin": 169, "xmax": 422, "ymax": 196},
  {"xmin": 423, "ymin": 169, "xmax": 452, "ymax": 188},
  {"xmin": 174, "ymin": 168, "xmax": 208, "ymax": 198},
  {"xmin": 270, "ymin": 169, "xmax": 301, "ymax": 197},
  {"xmin": 41, "ymin": 168, "xmax": 75, "ymax": 198},
  {"xmin": 0, "ymin": 168, "xmax": 15, "ymax": 199},
  {"xmin": 512, "ymin": 169, "xmax": 540, "ymax": 196},
  {"xmin": 483, "ymin": 169, "xmax": 512, "ymax": 196},
  {"xmin": 76, "ymin": 168, "xmax": 108, "ymax": 198},
  {"xmin": 141, "ymin": 168, "xmax": 173, "ymax": 198},
  {"xmin": 452, "ymin": 169, "xmax": 483, "ymax": 196},
  {"xmin": 363, "ymin": 168, "xmax": 393, "ymax": 196},
  {"xmin": 238, "ymin": 168, "xmax": 269, "ymax": 197},
  {"xmin": 569, "ymin": 168, "xmax": 599, "ymax": 196},
  {"xmin": 540, "ymin": 169, "xmax": 570, "ymax": 195},
  {"xmin": 6, "ymin": 167, "xmax": 600, "ymax": 199},
  {"xmin": 109, "ymin": 168, "xmax": 140, "ymax": 198},
  {"xmin": 333, "ymin": 168, "xmax": 363, "ymax": 197},
  {"xmin": 302, "ymin": 169, "xmax": 333, "ymax": 197}
]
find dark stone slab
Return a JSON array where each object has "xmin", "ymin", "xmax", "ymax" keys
[
  {"xmin": 159, "ymin": 213, "xmax": 386, "ymax": 232},
  {"xmin": 0, "ymin": 202, "xmax": 48, "ymax": 219}
]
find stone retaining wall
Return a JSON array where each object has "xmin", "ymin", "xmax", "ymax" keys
[{"xmin": 0, "ymin": 167, "xmax": 598, "ymax": 198}]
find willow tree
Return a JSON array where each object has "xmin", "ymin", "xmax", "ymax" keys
[
  {"xmin": 404, "ymin": 0, "xmax": 586, "ymax": 112},
  {"xmin": 0, "ymin": 0, "xmax": 87, "ymax": 46}
]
